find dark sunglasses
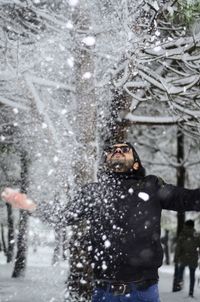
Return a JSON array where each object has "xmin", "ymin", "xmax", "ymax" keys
[{"xmin": 105, "ymin": 145, "xmax": 131, "ymax": 154}]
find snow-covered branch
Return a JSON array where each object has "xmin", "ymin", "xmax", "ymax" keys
[
  {"xmin": 124, "ymin": 113, "xmax": 182, "ymax": 125},
  {"xmin": 0, "ymin": 96, "xmax": 30, "ymax": 111},
  {"xmin": 28, "ymin": 76, "xmax": 75, "ymax": 92},
  {"xmin": 25, "ymin": 74, "xmax": 61, "ymax": 149}
]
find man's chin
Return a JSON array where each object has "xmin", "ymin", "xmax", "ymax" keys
[{"xmin": 111, "ymin": 163, "xmax": 124, "ymax": 171}]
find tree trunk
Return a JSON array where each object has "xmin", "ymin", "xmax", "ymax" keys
[
  {"xmin": 172, "ymin": 129, "xmax": 185, "ymax": 292},
  {"xmin": 1, "ymin": 223, "xmax": 7, "ymax": 257},
  {"xmin": 6, "ymin": 203, "xmax": 15, "ymax": 263},
  {"xmin": 62, "ymin": 228, "xmax": 68, "ymax": 261},
  {"xmin": 12, "ymin": 150, "xmax": 29, "ymax": 278},
  {"xmin": 109, "ymin": 92, "xmax": 130, "ymax": 144},
  {"xmin": 65, "ymin": 5, "xmax": 97, "ymax": 302},
  {"xmin": 176, "ymin": 130, "xmax": 185, "ymax": 235},
  {"xmin": 52, "ymin": 227, "xmax": 62, "ymax": 265}
]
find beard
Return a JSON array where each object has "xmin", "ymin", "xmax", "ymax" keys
[{"xmin": 106, "ymin": 158, "xmax": 134, "ymax": 172}]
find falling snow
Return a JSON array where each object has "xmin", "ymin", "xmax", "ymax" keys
[
  {"xmin": 0, "ymin": 1, "xmax": 200, "ymax": 302},
  {"xmin": 81, "ymin": 36, "xmax": 96, "ymax": 46},
  {"xmin": 128, "ymin": 188, "xmax": 134, "ymax": 194},
  {"xmin": 138, "ymin": 192, "xmax": 149, "ymax": 201},
  {"xmin": 68, "ymin": 0, "xmax": 79, "ymax": 7},
  {"xmin": 82, "ymin": 72, "xmax": 92, "ymax": 79}
]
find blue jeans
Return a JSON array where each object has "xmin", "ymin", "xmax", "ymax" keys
[{"xmin": 92, "ymin": 284, "xmax": 160, "ymax": 302}]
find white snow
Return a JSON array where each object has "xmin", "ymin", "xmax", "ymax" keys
[
  {"xmin": 101, "ymin": 262, "xmax": 107, "ymax": 271},
  {"xmin": 58, "ymin": 44, "xmax": 65, "ymax": 51},
  {"xmin": 76, "ymin": 262, "xmax": 83, "ymax": 268},
  {"xmin": 45, "ymin": 56, "xmax": 53, "ymax": 62},
  {"xmin": 159, "ymin": 265, "xmax": 200, "ymax": 301},
  {"xmin": 66, "ymin": 21, "xmax": 73, "ymax": 29},
  {"xmin": 53, "ymin": 156, "xmax": 59, "ymax": 163},
  {"xmin": 125, "ymin": 113, "xmax": 182, "ymax": 124},
  {"xmin": 0, "ymin": 246, "xmax": 68, "ymax": 302},
  {"xmin": 1, "ymin": 247, "xmax": 200, "ymax": 301},
  {"xmin": 153, "ymin": 45, "xmax": 162, "ymax": 52},
  {"xmin": 104, "ymin": 240, "xmax": 111, "ymax": 248},
  {"xmin": 138, "ymin": 192, "xmax": 149, "ymax": 201},
  {"xmin": 47, "ymin": 169, "xmax": 54, "ymax": 176},
  {"xmin": 61, "ymin": 109, "xmax": 67, "ymax": 115},
  {"xmin": 67, "ymin": 57, "xmax": 74, "ymax": 68},
  {"xmin": 128, "ymin": 188, "xmax": 134, "ymax": 194},
  {"xmin": 82, "ymin": 72, "xmax": 92, "ymax": 80},
  {"xmin": 42, "ymin": 123, "xmax": 48, "ymax": 129},
  {"xmin": 155, "ymin": 30, "xmax": 161, "ymax": 37},
  {"xmin": 68, "ymin": 0, "xmax": 79, "ymax": 7},
  {"xmin": 13, "ymin": 108, "xmax": 19, "ymax": 114},
  {"xmin": 81, "ymin": 36, "xmax": 96, "ymax": 46}
]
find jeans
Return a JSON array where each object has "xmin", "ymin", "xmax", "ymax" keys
[
  {"xmin": 92, "ymin": 284, "xmax": 160, "ymax": 302},
  {"xmin": 178, "ymin": 264, "xmax": 196, "ymax": 295}
]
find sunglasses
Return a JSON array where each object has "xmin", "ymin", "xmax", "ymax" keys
[{"xmin": 105, "ymin": 145, "xmax": 131, "ymax": 154}]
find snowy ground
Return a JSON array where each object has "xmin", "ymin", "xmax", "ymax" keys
[
  {"xmin": 0, "ymin": 246, "xmax": 200, "ymax": 302},
  {"xmin": 159, "ymin": 265, "xmax": 200, "ymax": 301}
]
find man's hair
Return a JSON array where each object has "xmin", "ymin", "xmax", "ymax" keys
[{"xmin": 184, "ymin": 219, "xmax": 195, "ymax": 228}]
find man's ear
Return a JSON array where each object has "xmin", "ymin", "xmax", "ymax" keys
[{"xmin": 133, "ymin": 162, "xmax": 139, "ymax": 170}]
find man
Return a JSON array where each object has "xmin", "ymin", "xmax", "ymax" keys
[
  {"xmin": 175, "ymin": 219, "xmax": 200, "ymax": 297},
  {"xmin": 2, "ymin": 142, "xmax": 200, "ymax": 302}
]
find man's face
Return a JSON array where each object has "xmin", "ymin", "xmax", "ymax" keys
[{"xmin": 105, "ymin": 144, "xmax": 137, "ymax": 173}]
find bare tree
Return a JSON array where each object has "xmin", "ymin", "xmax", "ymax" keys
[
  {"xmin": 1, "ymin": 223, "xmax": 7, "ymax": 257},
  {"xmin": 6, "ymin": 203, "xmax": 15, "ymax": 263},
  {"xmin": 12, "ymin": 150, "xmax": 30, "ymax": 278}
]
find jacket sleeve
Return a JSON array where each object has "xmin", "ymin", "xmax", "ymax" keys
[
  {"xmin": 197, "ymin": 235, "xmax": 200, "ymax": 248},
  {"xmin": 34, "ymin": 184, "xmax": 93, "ymax": 228},
  {"xmin": 157, "ymin": 177, "xmax": 200, "ymax": 212}
]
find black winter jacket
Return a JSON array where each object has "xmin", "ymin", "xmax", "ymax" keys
[
  {"xmin": 40, "ymin": 172, "xmax": 200, "ymax": 282},
  {"xmin": 175, "ymin": 225, "xmax": 200, "ymax": 267}
]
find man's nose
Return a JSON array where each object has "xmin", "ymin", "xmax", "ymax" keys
[{"xmin": 115, "ymin": 148, "xmax": 122, "ymax": 153}]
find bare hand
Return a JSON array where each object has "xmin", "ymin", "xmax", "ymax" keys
[{"xmin": 1, "ymin": 187, "xmax": 37, "ymax": 212}]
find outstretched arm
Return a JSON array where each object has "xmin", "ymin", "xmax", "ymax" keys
[
  {"xmin": 156, "ymin": 178, "xmax": 200, "ymax": 212},
  {"xmin": 1, "ymin": 185, "xmax": 94, "ymax": 227},
  {"xmin": 1, "ymin": 188, "xmax": 37, "ymax": 212}
]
